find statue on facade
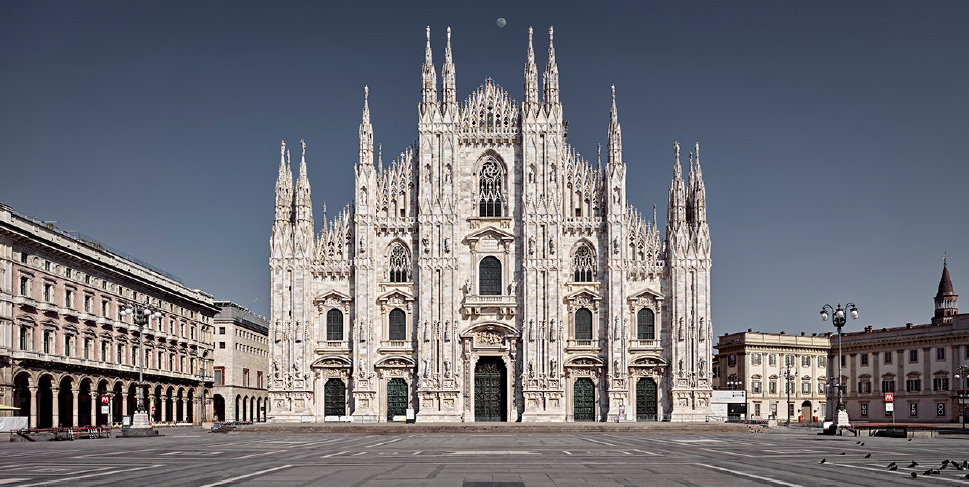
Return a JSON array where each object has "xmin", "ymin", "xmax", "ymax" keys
[{"xmin": 444, "ymin": 359, "xmax": 451, "ymax": 377}]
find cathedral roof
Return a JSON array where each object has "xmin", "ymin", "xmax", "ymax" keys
[{"xmin": 460, "ymin": 78, "xmax": 519, "ymax": 131}]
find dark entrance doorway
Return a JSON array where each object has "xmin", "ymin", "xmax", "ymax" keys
[
  {"xmin": 636, "ymin": 377, "xmax": 658, "ymax": 421},
  {"xmin": 386, "ymin": 378, "xmax": 408, "ymax": 421},
  {"xmin": 213, "ymin": 394, "xmax": 225, "ymax": 422},
  {"xmin": 474, "ymin": 357, "xmax": 506, "ymax": 422},
  {"xmin": 573, "ymin": 378, "xmax": 595, "ymax": 421},
  {"xmin": 324, "ymin": 378, "xmax": 346, "ymax": 417}
]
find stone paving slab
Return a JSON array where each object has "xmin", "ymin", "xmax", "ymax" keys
[{"xmin": 235, "ymin": 422, "xmax": 766, "ymax": 435}]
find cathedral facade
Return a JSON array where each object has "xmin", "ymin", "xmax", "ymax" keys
[{"xmin": 269, "ymin": 27, "xmax": 713, "ymax": 423}]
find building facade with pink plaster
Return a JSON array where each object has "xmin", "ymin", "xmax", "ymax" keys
[{"xmin": 0, "ymin": 202, "xmax": 218, "ymax": 428}]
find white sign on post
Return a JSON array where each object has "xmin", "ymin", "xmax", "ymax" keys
[
  {"xmin": 101, "ymin": 405, "xmax": 109, "ymax": 414},
  {"xmin": 886, "ymin": 402, "xmax": 894, "ymax": 413}
]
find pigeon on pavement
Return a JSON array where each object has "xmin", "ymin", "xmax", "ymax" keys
[
  {"xmin": 911, "ymin": 472, "xmax": 918, "ymax": 478},
  {"xmin": 908, "ymin": 462, "xmax": 919, "ymax": 468},
  {"xmin": 819, "ymin": 458, "xmax": 826, "ymax": 464},
  {"xmin": 865, "ymin": 454, "xmax": 871, "ymax": 458}
]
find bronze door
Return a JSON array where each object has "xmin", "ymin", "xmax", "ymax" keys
[
  {"xmin": 386, "ymin": 378, "xmax": 408, "ymax": 421},
  {"xmin": 324, "ymin": 378, "xmax": 346, "ymax": 417},
  {"xmin": 474, "ymin": 357, "xmax": 506, "ymax": 422},
  {"xmin": 636, "ymin": 377, "xmax": 658, "ymax": 421},
  {"xmin": 573, "ymin": 378, "xmax": 595, "ymax": 421}
]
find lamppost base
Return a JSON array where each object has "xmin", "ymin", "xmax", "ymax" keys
[
  {"xmin": 835, "ymin": 409, "xmax": 850, "ymax": 428},
  {"xmin": 121, "ymin": 411, "xmax": 159, "ymax": 437}
]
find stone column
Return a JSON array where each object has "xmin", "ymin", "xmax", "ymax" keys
[
  {"xmin": 161, "ymin": 393, "xmax": 167, "ymax": 422},
  {"xmin": 51, "ymin": 387, "xmax": 60, "ymax": 427},
  {"xmin": 148, "ymin": 394, "xmax": 156, "ymax": 421},
  {"xmin": 28, "ymin": 386, "xmax": 38, "ymax": 429},
  {"xmin": 90, "ymin": 392, "xmax": 97, "ymax": 426},
  {"xmin": 71, "ymin": 389, "xmax": 80, "ymax": 427},
  {"xmin": 121, "ymin": 392, "xmax": 128, "ymax": 417},
  {"xmin": 183, "ymin": 398, "xmax": 190, "ymax": 423}
]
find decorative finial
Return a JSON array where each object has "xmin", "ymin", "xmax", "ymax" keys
[
  {"xmin": 529, "ymin": 26, "xmax": 533, "ymax": 40},
  {"xmin": 426, "ymin": 26, "xmax": 430, "ymax": 41},
  {"xmin": 280, "ymin": 140, "xmax": 286, "ymax": 154},
  {"xmin": 300, "ymin": 139, "xmax": 306, "ymax": 154},
  {"xmin": 611, "ymin": 84, "xmax": 616, "ymax": 101},
  {"xmin": 944, "ymin": 252, "xmax": 948, "ymax": 267},
  {"xmin": 674, "ymin": 141, "xmax": 680, "ymax": 160},
  {"xmin": 597, "ymin": 143, "xmax": 601, "ymax": 167},
  {"xmin": 286, "ymin": 148, "xmax": 291, "ymax": 167},
  {"xmin": 447, "ymin": 26, "xmax": 451, "ymax": 41},
  {"xmin": 364, "ymin": 85, "xmax": 369, "ymax": 101},
  {"xmin": 549, "ymin": 26, "xmax": 554, "ymax": 41}
]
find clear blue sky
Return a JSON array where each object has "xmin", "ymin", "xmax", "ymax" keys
[{"xmin": 1, "ymin": 1, "xmax": 966, "ymax": 335}]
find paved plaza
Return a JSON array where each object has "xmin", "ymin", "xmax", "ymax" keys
[{"xmin": 2, "ymin": 427, "xmax": 969, "ymax": 486}]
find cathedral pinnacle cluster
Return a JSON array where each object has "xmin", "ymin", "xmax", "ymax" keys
[{"xmin": 269, "ymin": 26, "xmax": 713, "ymax": 422}]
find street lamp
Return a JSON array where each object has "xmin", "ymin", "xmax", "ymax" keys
[
  {"xmin": 821, "ymin": 302, "xmax": 858, "ymax": 427},
  {"xmin": 784, "ymin": 364, "xmax": 798, "ymax": 424},
  {"xmin": 955, "ymin": 365, "xmax": 969, "ymax": 430},
  {"xmin": 120, "ymin": 302, "xmax": 162, "ymax": 427},
  {"xmin": 726, "ymin": 374, "xmax": 743, "ymax": 390}
]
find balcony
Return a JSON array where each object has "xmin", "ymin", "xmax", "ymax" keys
[
  {"xmin": 316, "ymin": 340, "xmax": 351, "ymax": 354},
  {"xmin": 462, "ymin": 294, "xmax": 517, "ymax": 316},
  {"xmin": 566, "ymin": 339, "xmax": 601, "ymax": 352},
  {"xmin": 379, "ymin": 340, "xmax": 414, "ymax": 353},
  {"xmin": 629, "ymin": 339, "xmax": 661, "ymax": 351}
]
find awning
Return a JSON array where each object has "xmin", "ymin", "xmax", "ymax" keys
[{"xmin": 0, "ymin": 405, "xmax": 20, "ymax": 411}]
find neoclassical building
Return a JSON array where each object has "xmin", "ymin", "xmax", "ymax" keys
[
  {"xmin": 0, "ymin": 203, "xmax": 218, "ymax": 428},
  {"xmin": 269, "ymin": 27, "xmax": 714, "ymax": 422}
]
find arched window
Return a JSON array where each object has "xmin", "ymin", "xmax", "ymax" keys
[
  {"xmin": 478, "ymin": 160, "xmax": 503, "ymax": 217},
  {"xmin": 326, "ymin": 309, "xmax": 343, "ymax": 341},
  {"xmin": 388, "ymin": 244, "xmax": 409, "ymax": 283},
  {"xmin": 637, "ymin": 308, "xmax": 655, "ymax": 340},
  {"xmin": 573, "ymin": 244, "xmax": 596, "ymax": 282},
  {"xmin": 478, "ymin": 256, "xmax": 502, "ymax": 296},
  {"xmin": 388, "ymin": 308, "xmax": 406, "ymax": 341},
  {"xmin": 575, "ymin": 308, "xmax": 593, "ymax": 340}
]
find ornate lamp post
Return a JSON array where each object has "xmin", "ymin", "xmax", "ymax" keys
[
  {"xmin": 955, "ymin": 365, "xmax": 969, "ymax": 430},
  {"xmin": 726, "ymin": 374, "xmax": 742, "ymax": 390},
  {"xmin": 784, "ymin": 364, "xmax": 798, "ymax": 424},
  {"xmin": 120, "ymin": 302, "xmax": 161, "ymax": 433},
  {"xmin": 821, "ymin": 303, "xmax": 858, "ymax": 427}
]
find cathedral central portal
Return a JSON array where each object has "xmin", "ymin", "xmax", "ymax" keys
[{"xmin": 268, "ymin": 26, "xmax": 714, "ymax": 423}]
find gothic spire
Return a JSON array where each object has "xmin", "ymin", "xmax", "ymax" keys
[
  {"xmin": 421, "ymin": 26, "xmax": 438, "ymax": 115},
  {"xmin": 689, "ymin": 142, "xmax": 707, "ymax": 223},
  {"xmin": 524, "ymin": 26, "xmax": 539, "ymax": 113},
  {"xmin": 542, "ymin": 26, "xmax": 560, "ymax": 110},
  {"xmin": 358, "ymin": 86, "xmax": 374, "ymax": 169},
  {"xmin": 668, "ymin": 141, "xmax": 686, "ymax": 224},
  {"xmin": 275, "ymin": 140, "xmax": 293, "ymax": 221},
  {"xmin": 441, "ymin": 26, "xmax": 457, "ymax": 115},
  {"xmin": 295, "ymin": 139, "xmax": 313, "ymax": 223},
  {"xmin": 607, "ymin": 85, "xmax": 622, "ymax": 167}
]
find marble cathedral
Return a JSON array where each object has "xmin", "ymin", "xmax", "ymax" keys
[{"xmin": 269, "ymin": 27, "xmax": 713, "ymax": 422}]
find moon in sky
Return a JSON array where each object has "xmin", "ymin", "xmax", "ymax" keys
[{"xmin": 496, "ymin": 18, "xmax": 507, "ymax": 28}]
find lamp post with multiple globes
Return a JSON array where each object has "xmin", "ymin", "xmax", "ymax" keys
[
  {"xmin": 784, "ymin": 364, "xmax": 798, "ymax": 424},
  {"xmin": 820, "ymin": 302, "xmax": 858, "ymax": 427},
  {"xmin": 120, "ymin": 302, "xmax": 162, "ymax": 432},
  {"xmin": 955, "ymin": 365, "xmax": 969, "ymax": 430}
]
